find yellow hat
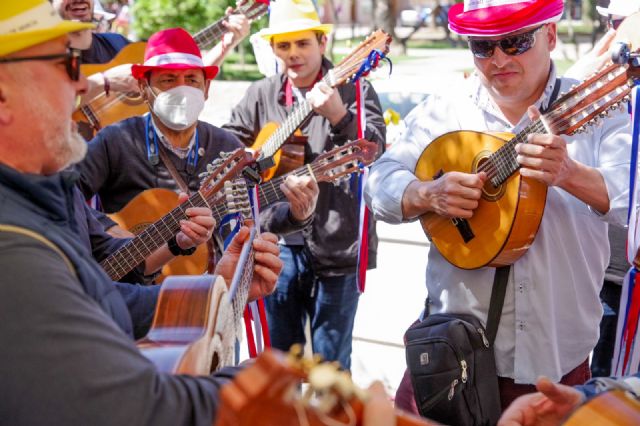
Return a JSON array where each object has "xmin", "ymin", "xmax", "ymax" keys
[
  {"xmin": 258, "ymin": 0, "xmax": 333, "ymax": 41},
  {"xmin": 0, "ymin": 0, "xmax": 94, "ymax": 57}
]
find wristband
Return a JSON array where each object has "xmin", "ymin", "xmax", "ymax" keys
[{"xmin": 167, "ymin": 235, "xmax": 197, "ymax": 256}]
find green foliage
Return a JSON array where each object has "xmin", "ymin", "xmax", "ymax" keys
[{"xmin": 132, "ymin": 0, "xmax": 233, "ymax": 40}]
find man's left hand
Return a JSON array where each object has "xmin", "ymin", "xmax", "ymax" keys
[
  {"xmin": 221, "ymin": 8, "xmax": 250, "ymax": 52},
  {"xmin": 215, "ymin": 227, "xmax": 283, "ymax": 301},
  {"xmin": 280, "ymin": 174, "xmax": 319, "ymax": 222},
  {"xmin": 174, "ymin": 192, "xmax": 216, "ymax": 250},
  {"xmin": 306, "ymin": 82, "xmax": 349, "ymax": 126}
]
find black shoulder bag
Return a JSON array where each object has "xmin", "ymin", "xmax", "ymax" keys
[{"xmin": 404, "ymin": 265, "xmax": 510, "ymax": 426}]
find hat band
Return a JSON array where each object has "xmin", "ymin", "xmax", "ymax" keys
[
  {"xmin": 143, "ymin": 52, "xmax": 204, "ymax": 68},
  {"xmin": 0, "ymin": 2, "xmax": 63, "ymax": 35}
]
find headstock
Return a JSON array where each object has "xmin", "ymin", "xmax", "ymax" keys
[
  {"xmin": 544, "ymin": 55, "xmax": 639, "ymax": 136},
  {"xmin": 197, "ymin": 149, "xmax": 254, "ymax": 202},
  {"xmin": 214, "ymin": 347, "xmax": 435, "ymax": 426},
  {"xmin": 312, "ymin": 139, "xmax": 379, "ymax": 185},
  {"xmin": 236, "ymin": 0, "xmax": 269, "ymax": 21},
  {"xmin": 328, "ymin": 30, "xmax": 392, "ymax": 87}
]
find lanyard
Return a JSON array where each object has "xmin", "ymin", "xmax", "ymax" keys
[{"xmin": 144, "ymin": 114, "xmax": 199, "ymax": 175}]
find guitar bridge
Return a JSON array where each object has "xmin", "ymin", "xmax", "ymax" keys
[{"xmin": 452, "ymin": 218, "xmax": 475, "ymax": 243}]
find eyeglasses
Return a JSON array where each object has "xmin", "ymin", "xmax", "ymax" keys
[
  {"xmin": 0, "ymin": 47, "xmax": 82, "ymax": 81},
  {"xmin": 468, "ymin": 25, "xmax": 544, "ymax": 59},
  {"xmin": 608, "ymin": 17, "xmax": 624, "ymax": 30}
]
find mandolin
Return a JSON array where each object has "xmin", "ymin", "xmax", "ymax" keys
[
  {"xmin": 105, "ymin": 139, "xmax": 378, "ymax": 281},
  {"xmin": 102, "ymin": 148, "xmax": 254, "ymax": 283},
  {"xmin": 564, "ymin": 389, "xmax": 640, "ymax": 426},
  {"xmin": 252, "ymin": 29, "xmax": 391, "ymax": 181},
  {"xmin": 416, "ymin": 41, "xmax": 640, "ymax": 270},
  {"xmin": 214, "ymin": 347, "xmax": 436, "ymax": 426},
  {"xmin": 74, "ymin": 0, "xmax": 269, "ymax": 133}
]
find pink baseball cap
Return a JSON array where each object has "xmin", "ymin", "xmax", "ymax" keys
[
  {"xmin": 448, "ymin": 0, "xmax": 564, "ymax": 37},
  {"xmin": 131, "ymin": 28, "xmax": 218, "ymax": 80}
]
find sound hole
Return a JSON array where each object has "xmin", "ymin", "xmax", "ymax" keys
[
  {"xmin": 210, "ymin": 352, "xmax": 220, "ymax": 374},
  {"xmin": 474, "ymin": 154, "xmax": 506, "ymax": 202}
]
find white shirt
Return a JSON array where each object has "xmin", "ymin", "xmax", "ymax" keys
[{"xmin": 365, "ymin": 67, "xmax": 632, "ymax": 383}]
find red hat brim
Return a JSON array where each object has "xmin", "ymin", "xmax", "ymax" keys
[
  {"xmin": 448, "ymin": 0, "xmax": 564, "ymax": 37},
  {"xmin": 131, "ymin": 63, "xmax": 219, "ymax": 80}
]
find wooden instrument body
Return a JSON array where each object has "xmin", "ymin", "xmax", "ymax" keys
[
  {"xmin": 417, "ymin": 130, "xmax": 547, "ymax": 270},
  {"xmin": 252, "ymin": 122, "xmax": 306, "ymax": 181},
  {"xmin": 137, "ymin": 274, "xmax": 234, "ymax": 374},
  {"xmin": 215, "ymin": 349, "xmax": 435, "ymax": 426},
  {"xmin": 564, "ymin": 390, "xmax": 640, "ymax": 426},
  {"xmin": 108, "ymin": 188, "xmax": 209, "ymax": 282},
  {"xmin": 73, "ymin": 43, "xmax": 147, "ymax": 130}
]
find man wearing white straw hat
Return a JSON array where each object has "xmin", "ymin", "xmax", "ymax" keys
[
  {"xmin": 366, "ymin": 0, "xmax": 632, "ymax": 416},
  {"xmin": 223, "ymin": 0, "xmax": 387, "ymax": 371},
  {"xmin": 0, "ymin": 1, "xmax": 286, "ymax": 423}
]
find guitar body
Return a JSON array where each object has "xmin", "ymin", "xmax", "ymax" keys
[
  {"xmin": 73, "ymin": 42, "xmax": 147, "ymax": 131},
  {"xmin": 252, "ymin": 122, "xmax": 306, "ymax": 181},
  {"xmin": 564, "ymin": 390, "xmax": 640, "ymax": 426},
  {"xmin": 108, "ymin": 188, "xmax": 209, "ymax": 282},
  {"xmin": 80, "ymin": 42, "xmax": 147, "ymax": 76},
  {"xmin": 137, "ymin": 274, "xmax": 235, "ymax": 374},
  {"xmin": 416, "ymin": 130, "xmax": 547, "ymax": 270}
]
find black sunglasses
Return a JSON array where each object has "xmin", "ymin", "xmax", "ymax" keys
[
  {"xmin": 0, "ymin": 47, "xmax": 82, "ymax": 81},
  {"xmin": 468, "ymin": 25, "xmax": 544, "ymax": 59}
]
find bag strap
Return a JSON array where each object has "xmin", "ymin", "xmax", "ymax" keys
[
  {"xmin": 0, "ymin": 224, "xmax": 77, "ymax": 278},
  {"xmin": 157, "ymin": 144, "xmax": 190, "ymax": 194},
  {"xmin": 485, "ymin": 265, "xmax": 510, "ymax": 345}
]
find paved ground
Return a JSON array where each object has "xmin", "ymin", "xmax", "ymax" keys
[{"xmin": 199, "ymin": 33, "xmax": 590, "ymax": 395}]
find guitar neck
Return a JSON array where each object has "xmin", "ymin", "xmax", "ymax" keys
[
  {"xmin": 193, "ymin": 19, "xmax": 227, "ymax": 51},
  {"xmin": 210, "ymin": 165, "xmax": 315, "ymax": 224},
  {"xmin": 258, "ymin": 74, "xmax": 333, "ymax": 160},
  {"xmin": 486, "ymin": 119, "xmax": 547, "ymax": 187},
  {"xmin": 101, "ymin": 192, "xmax": 209, "ymax": 281}
]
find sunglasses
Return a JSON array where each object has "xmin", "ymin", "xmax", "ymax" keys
[
  {"xmin": 468, "ymin": 25, "xmax": 544, "ymax": 59},
  {"xmin": 608, "ymin": 17, "xmax": 624, "ymax": 30},
  {"xmin": 0, "ymin": 47, "xmax": 82, "ymax": 81}
]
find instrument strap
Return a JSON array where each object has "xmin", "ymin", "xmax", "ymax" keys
[
  {"xmin": 157, "ymin": 143, "xmax": 190, "ymax": 195},
  {"xmin": 485, "ymin": 265, "xmax": 511, "ymax": 345}
]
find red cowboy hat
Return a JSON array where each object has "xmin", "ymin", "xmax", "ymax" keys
[
  {"xmin": 131, "ymin": 28, "xmax": 218, "ymax": 80},
  {"xmin": 448, "ymin": 0, "xmax": 564, "ymax": 37}
]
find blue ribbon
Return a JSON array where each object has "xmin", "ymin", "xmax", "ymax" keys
[
  {"xmin": 627, "ymin": 86, "xmax": 640, "ymax": 224},
  {"xmin": 351, "ymin": 49, "xmax": 393, "ymax": 82}
]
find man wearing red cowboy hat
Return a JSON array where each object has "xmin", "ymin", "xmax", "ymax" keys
[
  {"xmin": 222, "ymin": 0, "xmax": 386, "ymax": 371},
  {"xmin": 75, "ymin": 28, "xmax": 318, "ymax": 259},
  {"xmin": 366, "ymin": 0, "xmax": 632, "ymax": 413},
  {"xmin": 0, "ymin": 1, "xmax": 285, "ymax": 423}
]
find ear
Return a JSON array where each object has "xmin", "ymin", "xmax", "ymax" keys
[
  {"xmin": 204, "ymin": 80, "xmax": 211, "ymax": 101},
  {"xmin": 138, "ymin": 79, "xmax": 152, "ymax": 104},
  {"xmin": 546, "ymin": 23, "xmax": 557, "ymax": 51},
  {"xmin": 0, "ymin": 81, "xmax": 13, "ymax": 126},
  {"xmin": 319, "ymin": 34, "xmax": 328, "ymax": 56}
]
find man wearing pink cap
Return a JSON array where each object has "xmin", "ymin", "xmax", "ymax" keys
[
  {"xmin": 366, "ymin": 0, "xmax": 632, "ymax": 416},
  {"xmin": 75, "ymin": 27, "xmax": 318, "ymax": 261}
]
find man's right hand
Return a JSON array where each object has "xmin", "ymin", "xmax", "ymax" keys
[
  {"xmin": 402, "ymin": 171, "xmax": 486, "ymax": 220},
  {"xmin": 102, "ymin": 63, "xmax": 139, "ymax": 94}
]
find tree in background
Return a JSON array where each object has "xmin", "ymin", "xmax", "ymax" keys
[{"xmin": 133, "ymin": 0, "xmax": 228, "ymax": 39}]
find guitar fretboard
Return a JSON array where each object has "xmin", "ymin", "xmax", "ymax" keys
[
  {"xmin": 101, "ymin": 193, "xmax": 210, "ymax": 281},
  {"xmin": 257, "ymin": 74, "xmax": 333, "ymax": 161}
]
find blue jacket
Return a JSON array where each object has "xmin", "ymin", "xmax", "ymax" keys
[{"xmin": 0, "ymin": 164, "xmax": 134, "ymax": 337}]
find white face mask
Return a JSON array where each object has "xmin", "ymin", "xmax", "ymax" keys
[{"xmin": 148, "ymin": 84, "xmax": 205, "ymax": 131}]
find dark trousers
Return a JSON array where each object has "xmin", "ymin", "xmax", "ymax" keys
[{"xmin": 591, "ymin": 280, "xmax": 622, "ymax": 377}]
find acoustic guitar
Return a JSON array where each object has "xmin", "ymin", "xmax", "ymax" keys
[
  {"xmin": 564, "ymin": 389, "xmax": 640, "ymax": 426},
  {"xmin": 252, "ymin": 29, "xmax": 391, "ymax": 181},
  {"xmin": 214, "ymin": 347, "xmax": 436, "ymax": 426},
  {"xmin": 104, "ymin": 139, "xmax": 378, "ymax": 282},
  {"xmin": 73, "ymin": 0, "xmax": 269, "ymax": 132},
  {"xmin": 416, "ymin": 41, "xmax": 640, "ymax": 270},
  {"xmin": 137, "ymin": 209, "xmax": 258, "ymax": 375},
  {"xmin": 102, "ymin": 148, "xmax": 254, "ymax": 282}
]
